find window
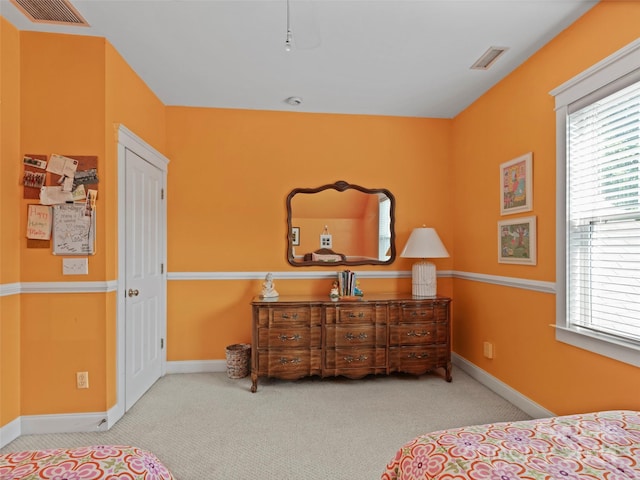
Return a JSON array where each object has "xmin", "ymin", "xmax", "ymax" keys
[
  {"xmin": 551, "ymin": 39, "xmax": 640, "ymax": 367},
  {"xmin": 378, "ymin": 197, "xmax": 391, "ymax": 260}
]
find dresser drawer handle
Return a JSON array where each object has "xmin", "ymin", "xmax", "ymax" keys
[
  {"xmin": 279, "ymin": 334, "xmax": 302, "ymax": 342},
  {"xmin": 410, "ymin": 311, "xmax": 429, "ymax": 317},
  {"xmin": 348, "ymin": 312, "xmax": 365, "ymax": 318},
  {"xmin": 279, "ymin": 357, "xmax": 301, "ymax": 365},
  {"xmin": 344, "ymin": 332, "xmax": 368, "ymax": 341},
  {"xmin": 344, "ymin": 354, "xmax": 368, "ymax": 363},
  {"xmin": 408, "ymin": 352, "xmax": 430, "ymax": 359},
  {"xmin": 407, "ymin": 330, "xmax": 430, "ymax": 337},
  {"xmin": 281, "ymin": 312, "xmax": 298, "ymax": 320}
]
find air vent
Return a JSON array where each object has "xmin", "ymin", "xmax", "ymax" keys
[
  {"xmin": 470, "ymin": 46, "xmax": 509, "ymax": 70},
  {"xmin": 10, "ymin": 0, "xmax": 89, "ymax": 26}
]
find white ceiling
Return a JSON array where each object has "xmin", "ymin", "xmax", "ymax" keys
[{"xmin": 1, "ymin": 0, "xmax": 597, "ymax": 118}]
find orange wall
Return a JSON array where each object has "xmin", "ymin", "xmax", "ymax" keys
[
  {"xmin": 20, "ymin": 32, "xmax": 107, "ymax": 283},
  {"xmin": 451, "ymin": 1, "xmax": 640, "ymax": 414},
  {"xmin": 164, "ymin": 107, "xmax": 453, "ymax": 359},
  {"xmin": 17, "ymin": 32, "xmax": 110, "ymax": 414},
  {"xmin": 4, "ymin": 30, "xmax": 167, "ymax": 422},
  {"xmin": 165, "ymin": 107, "xmax": 452, "ymax": 273},
  {"xmin": 0, "ymin": 16, "xmax": 22, "ymax": 428}
]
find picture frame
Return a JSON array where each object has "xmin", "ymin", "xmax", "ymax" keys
[
  {"xmin": 500, "ymin": 152, "xmax": 532, "ymax": 215},
  {"xmin": 291, "ymin": 227, "xmax": 300, "ymax": 246},
  {"xmin": 498, "ymin": 215, "xmax": 536, "ymax": 265}
]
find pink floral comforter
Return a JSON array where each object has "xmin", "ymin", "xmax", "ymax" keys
[
  {"xmin": 382, "ymin": 410, "xmax": 640, "ymax": 480},
  {"xmin": 0, "ymin": 445, "xmax": 174, "ymax": 480}
]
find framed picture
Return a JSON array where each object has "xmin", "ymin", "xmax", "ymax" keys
[
  {"xmin": 498, "ymin": 215, "xmax": 536, "ymax": 265},
  {"xmin": 500, "ymin": 152, "xmax": 532, "ymax": 215},
  {"xmin": 291, "ymin": 227, "xmax": 300, "ymax": 246}
]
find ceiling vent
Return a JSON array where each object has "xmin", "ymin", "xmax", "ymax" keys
[
  {"xmin": 10, "ymin": 0, "xmax": 89, "ymax": 26},
  {"xmin": 470, "ymin": 46, "xmax": 509, "ymax": 70}
]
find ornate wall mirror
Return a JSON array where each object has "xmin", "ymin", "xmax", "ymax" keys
[{"xmin": 287, "ymin": 180, "xmax": 396, "ymax": 266}]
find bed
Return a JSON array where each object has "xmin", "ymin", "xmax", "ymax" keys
[
  {"xmin": 0, "ymin": 445, "xmax": 175, "ymax": 480},
  {"xmin": 382, "ymin": 410, "xmax": 640, "ymax": 480}
]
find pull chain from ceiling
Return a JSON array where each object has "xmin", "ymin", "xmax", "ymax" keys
[{"xmin": 285, "ymin": 0, "xmax": 293, "ymax": 52}]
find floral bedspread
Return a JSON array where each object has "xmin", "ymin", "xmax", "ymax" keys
[
  {"xmin": 382, "ymin": 410, "xmax": 640, "ymax": 480},
  {"xmin": 0, "ymin": 445, "xmax": 175, "ymax": 480}
]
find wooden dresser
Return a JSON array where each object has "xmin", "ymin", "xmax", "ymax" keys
[{"xmin": 250, "ymin": 294, "xmax": 451, "ymax": 392}]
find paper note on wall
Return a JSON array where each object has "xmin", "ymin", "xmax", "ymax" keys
[
  {"xmin": 40, "ymin": 186, "xmax": 73, "ymax": 205},
  {"xmin": 47, "ymin": 154, "xmax": 78, "ymax": 177},
  {"xmin": 26, "ymin": 205, "xmax": 52, "ymax": 240},
  {"xmin": 52, "ymin": 203, "xmax": 95, "ymax": 255}
]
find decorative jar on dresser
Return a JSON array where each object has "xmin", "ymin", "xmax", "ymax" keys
[{"xmin": 250, "ymin": 293, "xmax": 451, "ymax": 392}]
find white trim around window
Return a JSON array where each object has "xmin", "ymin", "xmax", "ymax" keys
[{"xmin": 551, "ymin": 39, "xmax": 640, "ymax": 368}]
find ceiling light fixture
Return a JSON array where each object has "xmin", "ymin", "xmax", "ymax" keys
[{"xmin": 285, "ymin": 0, "xmax": 293, "ymax": 52}]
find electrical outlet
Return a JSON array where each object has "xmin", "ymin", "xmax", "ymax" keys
[
  {"xmin": 76, "ymin": 371, "xmax": 89, "ymax": 389},
  {"xmin": 483, "ymin": 342, "xmax": 494, "ymax": 359}
]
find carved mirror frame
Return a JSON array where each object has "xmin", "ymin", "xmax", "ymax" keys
[{"xmin": 286, "ymin": 180, "xmax": 396, "ymax": 267}]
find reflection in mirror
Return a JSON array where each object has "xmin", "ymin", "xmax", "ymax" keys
[{"xmin": 287, "ymin": 181, "xmax": 395, "ymax": 266}]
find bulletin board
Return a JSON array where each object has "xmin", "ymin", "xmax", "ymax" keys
[
  {"xmin": 52, "ymin": 204, "xmax": 96, "ymax": 255},
  {"xmin": 23, "ymin": 153, "xmax": 99, "ymax": 251},
  {"xmin": 23, "ymin": 154, "xmax": 98, "ymax": 199}
]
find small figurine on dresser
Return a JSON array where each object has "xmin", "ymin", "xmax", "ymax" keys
[
  {"xmin": 329, "ymin": 280, "xmax": 340, "ymax": 300},
  {"xmin": 354, "ymin": 280, "xmax": 364, "ymax": 297},
  {"xmin": 261, "ymin": 272, "xmax": 279, "ymax": 299}
]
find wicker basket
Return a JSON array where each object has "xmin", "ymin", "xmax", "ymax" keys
[{"xmin": 225, "ymin": 343, "xmax": 251, "ymax": 379}]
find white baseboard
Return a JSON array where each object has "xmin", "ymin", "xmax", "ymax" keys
[
  {"xmin": 106, "ymin": 399, "xmax": 125, "ymax": 431},
  {"xmin": 165, "ymin": 359, "xmax": 226, "ymax": 374},
  {"xmin": 21, "ymin": 412, "xmax": 110, "ymax": 436},
  {"xmin": 452, "ymin": 352, "xmax": 554, "ymax": 419},
  {"xmin": 1, "ymin": 411, "xmax": 110, "ymax": 448},
  {"xmin": 0, "ymin": 417, "xmax": 21, "ymax": 448}
]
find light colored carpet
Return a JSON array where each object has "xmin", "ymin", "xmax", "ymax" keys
[{"xmin": 1, "ymin": 369, "xmax": 531, "ymax": 479}]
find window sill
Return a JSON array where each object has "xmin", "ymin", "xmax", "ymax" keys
[{"xmin": 555, "ymin": 326, "xmax": 640, "ymax": 368}]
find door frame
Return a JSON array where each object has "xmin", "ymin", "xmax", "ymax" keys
[{"xmin": 110, "ymin": 125, "xmax": 169, "ymax": 426}]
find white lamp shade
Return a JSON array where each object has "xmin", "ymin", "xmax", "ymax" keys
[
  {"xmin": 400, "ymin": 227, "xmax": 449, "ymax": 259},
  {"xmin": 401, "ymin": 227, "xmax": 448, "ymax": 297}
]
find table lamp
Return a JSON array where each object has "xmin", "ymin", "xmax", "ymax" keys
[{"xmin": 400, "ymin": 227, "xmax": 449, "ymax": 297}]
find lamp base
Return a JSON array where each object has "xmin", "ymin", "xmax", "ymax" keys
[{"xmin": 412, "ymin": 261, "xmax": 437, "ymax": 297}]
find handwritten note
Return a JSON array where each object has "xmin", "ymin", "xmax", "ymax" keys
[
  {"xmin": 52, "ymin": 204, "xmax": 95, "ymax": 255},
  {"xmin": 26, "ymin": 205, "xmax": 52, "ymax": 240}
]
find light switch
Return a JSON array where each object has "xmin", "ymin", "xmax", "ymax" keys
[{"xmin": 63, "ymin": 258, "xmax": 88, "ymax": 275}]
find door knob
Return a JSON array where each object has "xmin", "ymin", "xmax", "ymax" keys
[{"xmin": 128, "ymin": 289, "xmax": 139, "ymax": 297}]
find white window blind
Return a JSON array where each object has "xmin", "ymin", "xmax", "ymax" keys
[{"xmin": 567, "ymin": 79, "xmax": 640, "ymax": 342}]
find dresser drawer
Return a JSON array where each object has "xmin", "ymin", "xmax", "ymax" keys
[
  {"xmin": 256, "ymin": 349, "xmax": 321, "ymax": 379},
  {"xmin": 256, "ymin": 305, "xmax": 321, "ymax": 327},
  {"xmin": 257, "ymin": 326, "xmax": 321, "ymax": 349},
  {"xmin": 389, "ymin": 345, "xmax": 448, "ymax": 374},
  {"xmin": 400, "ymin": 303, "xmax": 448, "ymax": 323},
  {"xmin": 338, "ymin": 305, "xmax": 375, "ymax": 324},
  {"xmin": 324, "ymin": 325, "xmax": 386, "ymax": 348},
  {"xmin": 389, "ymin": 323, "xmax": 447, "ymax": 345},
  {"xmin": 324, "ymin": 347, "xmax": 386, "ymax": 370},
  {"xmin": 325, "ymin": 304, "xmax": 388, "ymax": 325}
]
